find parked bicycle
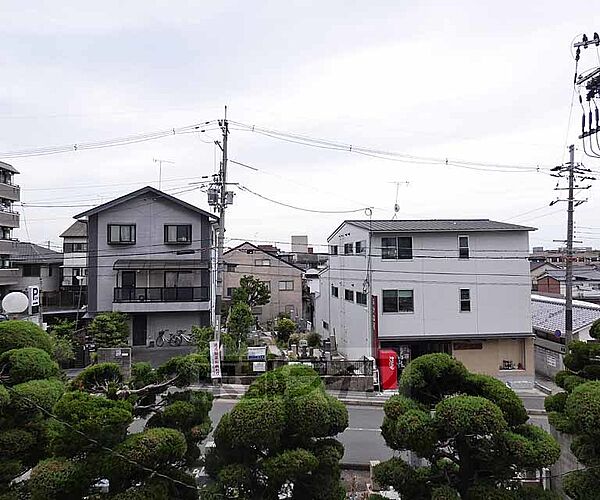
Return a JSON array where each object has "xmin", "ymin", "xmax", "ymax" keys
[
  {"xmin": 155, "ymin": 329, "xmax": 182, "ymax": 347},
  {"xmin": 176, "ymin": 329, "xmax": 193, "ymax": 344}
]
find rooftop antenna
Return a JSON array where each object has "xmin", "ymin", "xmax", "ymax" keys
[
  {"xmin": 389, "ymin": 181, "xmax": 410, "ymax": 220},
  {"xmin": 153, "ymin": 158, "xmax": 175, "ymax": 191}
]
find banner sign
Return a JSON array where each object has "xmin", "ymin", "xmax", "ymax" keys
[
  {"xmin": 209, "ymin": 341, "xmax": 221, "ymax": 379},
  {"xmin": 371, "ymin": 295, "xmax": 379, "ymax": 355}
]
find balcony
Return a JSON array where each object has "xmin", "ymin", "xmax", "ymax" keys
[
  {"xmin": 113, "ymin": 286, "xmax": 210, "ymax": 313},
  {"xmin": 0, "ymin": 268, "xmax": 19, "ymax": 285},
  {"xmin": 0, "ymin": 183, "xmax": 20, "ymax": 202},
  {"xmin": 0, "ymin": 210, "xmax": 19, "ymax": 229}
]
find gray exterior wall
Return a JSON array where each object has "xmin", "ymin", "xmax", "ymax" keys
[{"xmin": 223, "ymin": 243, "xmax": 304, "ymax": 324}]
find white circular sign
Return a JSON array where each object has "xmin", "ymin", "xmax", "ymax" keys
[{"xmin": 2, "ymin": 292, "xmax": 29, "ymax": 314}]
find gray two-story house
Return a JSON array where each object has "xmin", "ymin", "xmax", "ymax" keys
[{"xmin": 74, "ymin": 186, "xmax": 218, "ymax": 346}]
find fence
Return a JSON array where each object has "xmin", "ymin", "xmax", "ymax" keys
[{"xmin": 219, "ymin": 358, "xmax": 373, "ymax": 377}]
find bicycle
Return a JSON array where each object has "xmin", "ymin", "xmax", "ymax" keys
[
  {"xmin": 155, "ymin": 329, "xmax": 182, "ymax": 347},
  {"xmin": 175, "ymin": 329, "xmax": 193, "ymax": 344}
]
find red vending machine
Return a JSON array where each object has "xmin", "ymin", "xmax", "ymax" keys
[{"xmin": 378, "ymin": 349, "xmax": 398, "ymax": 390}]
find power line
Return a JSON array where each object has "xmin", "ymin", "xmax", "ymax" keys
[
  {"xmin": 0, "ymin": 122, "xmax": 218, "ymax": 159},
  {"xmin": 228, "ymin": 121, "xmax": 554, "ymax": 173}
]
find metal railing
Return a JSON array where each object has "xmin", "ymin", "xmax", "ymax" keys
[
  {"xmin": 114, "ymin": 286, "xmax": 209, "ymax": 303},
  {"xmin": 219, "ymin": 358, "xmax": 373, "ymax": 377}
]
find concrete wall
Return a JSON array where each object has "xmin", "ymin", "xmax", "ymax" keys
[
  {"xmin": 315, "ymin": 224, "xmax": 532, "ymax": 360},
  {"xmin": 13, "ymin": 264, "xmax": 61, "ymax": 292},
  {"xmin": 223, "ymin": 243, "xmax": 303, "ymax": 323}
]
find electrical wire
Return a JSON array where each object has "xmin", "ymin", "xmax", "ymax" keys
[{"xmin": 0, "ymin": 122, "xmax": 218, "ymax": 159}]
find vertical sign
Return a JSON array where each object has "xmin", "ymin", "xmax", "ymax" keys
[
  {"xmin": 371, "ymin": 295, "xmax": 379, "ymax": 356},
  {"xmin": 209, "ymin": 341, "xmax": 221, "ymax": 379},
  {"xmin": 28, "ymin": 286, "xmax": 40, "ymax": 315}
]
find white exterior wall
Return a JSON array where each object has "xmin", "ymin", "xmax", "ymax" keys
[{"xmin": 315, "ymin": 223, "xmax": 532, "ymax": 359}]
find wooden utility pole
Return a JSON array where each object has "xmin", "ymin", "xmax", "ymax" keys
[{"xmin": 564, "ymin": 145, "xmax": 575, "ymax": 350}]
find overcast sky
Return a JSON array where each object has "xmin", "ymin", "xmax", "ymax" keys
[{"xmin": 1, "ymin": 1, "xmax": 599, "ymax": 252}]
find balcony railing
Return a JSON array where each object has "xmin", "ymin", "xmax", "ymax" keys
[{"xmin": 114, "ymin": 286, "xmax": 209, "ymax": 303}]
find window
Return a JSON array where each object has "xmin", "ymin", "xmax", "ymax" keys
[
  {"xmin": 165, "ymin": 271, "xmax": 193, "ymax": 287},
  {"xmin": 322, "ymin": 320, "xmax": 329, "ymax": 330},
  {"xmin": 226, "ymin": 264, "xmax": 237, "ymax": 272},
  {"xmin": 382, "ymin": 237, "xmax": 412, "ymax": 260},
  {"xmin": 23, "ymin": 264, "xmax": 41, "ymax": 277},
  {"xmin": 356, "ymin": 291, "xmax": 367, "ymax": 305},
  {"xmin": 1, "ymin": 228, "xmax": 11, "ymax": 240},
  {"xmin": 279, "ymin": 280, "xmax": 294, "ymax": 291},
  {"xmin": 48, "ymin": 266, "xmax": 53, "ymax": 277},
  {"xmin": 0, "ymin": 255, "xmax": 10, "ymax": 269},
  {"xmin": 63, "ymin": 242, "xmax": 87, "ymax": 253},
  {"xmin": 261, "ymin": 280, "xmax": 271, "ymax": 291},
  {"xmin": 458, "ymin": 236, "xmax": 469, "ymax": 259},
  {"xmin": 344, "ymin": 289, "xmax": 354, "ymax": 301},
  {"xmin": 382, "ymin": 289, "xmax": 414, "ymax": 313},
  {"xmin": 344, "ymin": 243, "xmax": 354, "ymax": 255},
  {"xmin": 255, "ymin": 259, "xmax": 271, "ymax": 266},
  {"xmin": 460, "ymin": 288, "xmax": 471, "ymax": 312},
  {"xmin": 226, "ymin": 287, "xmax": 237, "ymax": 298},
  {"xmin": 330, "ymin": 245, "xmax": 338, "ymax": 255},
  {"xmin": 164, "ymin": 224, "xmax": 192, "ymax": 244},
  {"xmin": 331, "ymin": 285, "xmax": 339, "ymax": 297},
  {"xmin": 108, "ymin": 224, "xmax": 136, "ymax": 244},
  {"xmin": 355, "ymin": 240, "xmax": 366, "ymax": 254}
]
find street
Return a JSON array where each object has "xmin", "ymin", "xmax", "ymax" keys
[{"xmin": 208, "ymin": 399, "xmax": 548, "ymax": 466}]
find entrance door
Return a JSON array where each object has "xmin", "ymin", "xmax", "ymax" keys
[
  {"xmin": 132, "ymin": 314, "xmax": 147, "ymax": 346},
  {"xmin": 121, "ymin": 271, "xmax": 136, "ymax": 301}
]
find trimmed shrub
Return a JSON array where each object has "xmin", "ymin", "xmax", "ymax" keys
[
  {"xmin": 11, "ymin": 378, "xmax": 64, "ymax": 417},
  {"xmin": 0, "ymin": 348, "xmax": 59, "ymax": 384},
  {"xmin": 88, "ymin": 312, "xmax": 129, "ymax": 348},
  {"xmin": 435, "ymin": 395, "xmax": 507, "ymax": 437},
  {"xmin": 0, "ymin": 321, "xmax": 53, "ymax": 355},
  {"xmin": 70, "ymin": 362, "xmax": 123, "ymax": 391},
  {"xmin": 544, "ymin": 392, "xmax": 568, "ymax": 413},
  {"xmin": 28, "ymin": 458, "xmax": 89, "ymax": 500},
  {"xmin": 554, "ymin": 370, "xmax": 571, "ymax": 388}
]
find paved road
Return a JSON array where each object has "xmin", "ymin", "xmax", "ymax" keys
[{"xmin": 208, "ymin": 400, "xmax": 548, "ymax": 466}]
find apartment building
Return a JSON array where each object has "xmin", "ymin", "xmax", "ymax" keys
[
  {"xmin": 0, "ymin": 161, "xmax": 20, "ymax": 295},
  {"xmin": 223, "ymin": 242, "xmax": 304, "ymax": 324},
  {"xmin": 60, "ymin": 220, "xmax": 88, "ymax": 288},
  {"xmin": 314, "ymin": 219, "xmax": 535, "ymax": 388},
  {"xmin": 74, "ymin": 186, "xmax": 217, "ymax": 346}
]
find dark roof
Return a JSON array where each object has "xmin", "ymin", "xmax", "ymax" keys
[
  {"xmin": 340, "ymin": 219, "xmax": 536, "ymax": 234},
  {"xmin": 0, "ymin": 161, "xmax": 19, "ymax": 174},
  {"xmin": 74, "ymin": 186, "xmax": 218, "ymax": 221},
  {"xmin": 542, "ymin": 267, "xmax": 600, "ymax": 282},
  {"xmin": 11, "ymin": 242, "xmax": 62, "ymax": 264},
  {"xmin": 530, "ymin": 261, "xmax": 561, "ymax": 272},
  {"xmin": 60, "ymin": 220, "xmax": 87, "ymax": 238},
  {"xmin": 532, "ymin": 294, "xmax": 600, "ymax": 334},
  {"xmin": 224, "ymin": 242, "xmax": 304, "ymax": 272}
]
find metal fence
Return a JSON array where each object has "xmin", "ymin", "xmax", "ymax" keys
[{"xmin": 219, "ymin": 358, "xmax": 373, "ymax": 377}]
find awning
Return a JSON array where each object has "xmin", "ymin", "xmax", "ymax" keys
[
  {"xmin": 113, "ymin": 259, "xmax": 208, "ymax": 270},
  {"xmin": 378, "ymin": 332, "xmax": 534, "ymax": 342}
]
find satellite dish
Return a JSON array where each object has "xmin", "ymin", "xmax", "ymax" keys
[{"xmin": 2, "ymin": 292, "xmax": 29, "ymax": 314}]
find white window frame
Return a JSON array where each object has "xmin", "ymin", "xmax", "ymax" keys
[
  {"xmin": 255, "ymin": 259, "xmax": 271, "ymax": 267},
  {"xmin": 278, "ymin": 280, "xmax": 294, "ymax": 291},
  {"xmin": 381, "ymin": 236, "xmax": 413, "ymax": 260},
  {"xmin": 459, "ymin": 288, "xmax": 471, "ymax": 312},
  {"xmin": 458, "ymin": 235, "xmax": 470, "ymax": 259}
]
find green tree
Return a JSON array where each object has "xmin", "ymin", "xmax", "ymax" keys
[
  {"xmin": 0, "ymin": 322, "xmax": 65, "ymax": 495},
  {"xmin": 275, "ymin": 317, "xmax": 296, "ymax": 343},
  {"xmin": 231, "ymin": 275, "xmax": 271, "ymax": 308},
  {"xmin": 205, "ymin": 365, "xmax": 348, "ymax": 499},
  {"xmin": 88, "ymin": 311, "xmax": 130, "ymax": 347},
  {"xmin": 544, "ymin": 340, "xmax": 600, "ymax": 499},
  {"xmin": 227, "ymin": 302, "xmax": 254, "ymax": 347},
  {"xmin": 374, "ymin": 354, "xmax": 560, "ymax": 499}
]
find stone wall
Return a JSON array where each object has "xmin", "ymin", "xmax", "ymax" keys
[{"xmin": 96, "ymin": 347, "xmax": 132, "ymax": 379}]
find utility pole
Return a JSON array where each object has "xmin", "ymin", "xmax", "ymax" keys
[
  {"xmin": 565, "ymin": 144, "xmax": 575, "ymax": 350},
  {"xmin": 213, "ymin": 108, "xmax": 229, "ymax": 349},
  {"xmin": 153, "ymin": 158, "xmax": 175, "ymax": 191},
  {"xmin": 550, "ymin": 145, "xmax": 595, "ymax": 353}
]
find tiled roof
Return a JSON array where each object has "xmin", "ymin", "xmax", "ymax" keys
[
  {"xmin": 542, "ymin": 267, "xmax": 600, "ymax": 282},
  {"xmin": 344, "ymin": 219, "xmax": 535, "ymax": 233},
  {"xmin": 0, "ymin": 161, "xmax": 19, "ymax": 174},
  {"xmin": 60, "ymin": 220, "xmax": 87, "ymax": 238},
  {"xmin": 11, "ymin": 242, "xmax": 62, "ymax": 264},
  {"xmin": 531, "ymin": 294, "xmax": 600, "ymax": 334}
]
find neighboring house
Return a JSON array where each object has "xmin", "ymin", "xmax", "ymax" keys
[
  {"xmin": 223, "ymin": 242, "xmax": 304, "ymax": 324},
  {"xmin": 536, "ymin": 266, "xmax": 600, "ymax": 300},
  {"xmin": 74, "ymin": 186, "xmax": 218, "ymax": 346},
  {"xmin": 0, "ymin": 161, "xmax": 20, "ymax": 296},
  {"xmin": 60, "ymin": 220, "xmax": 88, "ymax": 287},
  {"xmin": 530, "ymin": 261, "xmax": 561, "ymax": 291},
  {"xmin": 314, "ymin": 219, "xmax": 536, "ymax": 388},
  {"xmin": 10, "ymin": 242, "xmax": 62, "ymax": 294},
  {"xmin": 532, "ymin": 294, "xmax": 600, "ymax": 379},
  {"xmin": 530, "ymin": 246, "xmax": 600, "ymax": 265}
]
